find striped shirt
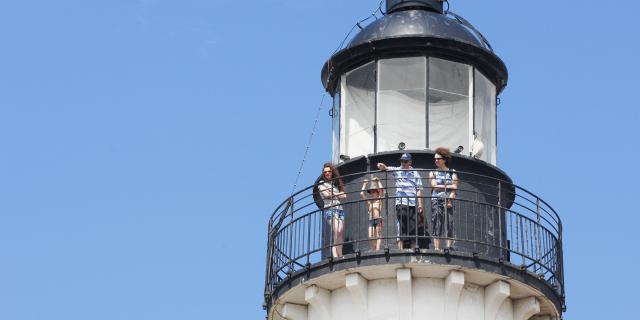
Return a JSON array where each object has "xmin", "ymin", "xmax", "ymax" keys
[
  {"xmin": 387, "ymin": 166, "xmax": 423, "ymax": 206},
  {"xmin": 431, "ymin": 169, "xmax": 456, "ymax": 199}
]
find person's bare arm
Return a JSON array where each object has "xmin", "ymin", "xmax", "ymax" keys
[
  {"xmin": 450, "ymin": 173, "xmax": 459, "ymax": 192},
  {"xmin": 430, "ymin": 171, "xmax": 453, "ymax": 190},
  {"xmin": 318, "ymin": 183, "xmax": 333, "ymax": 199},
  {"xmin": 429, "ymin": 171, "xmax": 437, "ymax": 188},
  {"xmin": 377, "ymin": 163, "xmax": 388, "ymax": 171},
  {"xmin": 320, "ymin": 184, "xmax": 347, "ymax": 200},
  {"xmin": 360, "ymin": 179, "xmax": 368, "ymax": 200},
  {"xmin": 417, "ymin": 188, "xmax": 423, "ymax": 212}
]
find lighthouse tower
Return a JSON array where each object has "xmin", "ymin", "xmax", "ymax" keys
[{"xmin": 264, "ymin": 1, "xmax": 565, "ymax": 320}]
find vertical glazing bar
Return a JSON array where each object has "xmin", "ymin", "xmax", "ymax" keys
[
  {"xmin": 469, "ymin": 65, "xmax": 475, "ymax": 156},
  {"xmin": 426, "ymin": 57, "xmax": 430, "ymax": 147},
  {"xmin": 374, "ymin": 60, "xmax": 378, "ymax": 153}
]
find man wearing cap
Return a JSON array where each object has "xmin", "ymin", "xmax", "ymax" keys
[{"xmin": 377, "ymin": 153, "xmax": 423, "ymax": 250}]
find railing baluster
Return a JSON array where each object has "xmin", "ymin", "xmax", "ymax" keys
[
  {"xmin": 385, "ymin": 171, "xmax": 389, "ymax": 250},
  {"xmin": 306, "ymin": 213, "xmax": 312, "ymax": 266},
  {"xmin": 509, "ymin": 211, "xmax": 514, "ymax": 258}
]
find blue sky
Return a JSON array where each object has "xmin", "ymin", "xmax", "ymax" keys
[{"xmin": 0, "ymin": 0, "xmax": 638, "ymax": 319}]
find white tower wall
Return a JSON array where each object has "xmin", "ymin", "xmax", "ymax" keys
[{"xmin": 274, "ymin": 264, "xmax": 559, "ymax": 320}]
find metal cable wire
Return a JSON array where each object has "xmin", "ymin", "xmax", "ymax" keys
[
  {"xmin": 290, "ymin": 1, "xmax": 387, "ymax": 195},
  {"xmin": 331, "ymin": 0, "xmax": 385, "ymax": 54},
  {"xmin": 290, "ymin": 93, "xmax": 327, "ymax": 195}
]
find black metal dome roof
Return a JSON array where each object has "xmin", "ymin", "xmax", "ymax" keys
[
  {"xmin": 321, "ymin": 2, "xmax": 508, "ymax": 95},
  {"xmin": 347, "ymin": 9, "xmax": 492, "ymax": 52}
]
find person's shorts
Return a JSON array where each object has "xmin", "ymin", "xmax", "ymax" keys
[
  {"xmin": 369, "ymin": 218, "xmax": 384, "ymax": 229},
  {"xmin": 396, "ymin": 205, "xmax": 417, "ymax": 241},
  {"xmin": 325, "ymin": 209, "xmax": 345, "ymax": 220}
]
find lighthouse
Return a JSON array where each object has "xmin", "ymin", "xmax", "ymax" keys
[{"xmin": 264, "ymin": 1, "xmax": 565, "ymax": 319}]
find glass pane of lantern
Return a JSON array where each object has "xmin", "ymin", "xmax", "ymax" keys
[
  {"xmin": 377, "ymin": 57, "xmax": 427, "ymax": 152},
  {"xmin": 341, "ymin": 62, "xmax": 376, "ymax": 159},
  {"xmin": 474, "ymin": 69, "xmax": 497, "ymax": 164},
  {"xmin": 332, "ymin": 87, "xmax": 341, "ymax": 164},
  {"xmin": 428, "ymin": 58, "xmax": 471, "ymax": 153}
]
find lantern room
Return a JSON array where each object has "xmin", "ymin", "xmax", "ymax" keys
[{"xmin": 322, "ymin": 0, "xmax": 508, "ymax": 165}]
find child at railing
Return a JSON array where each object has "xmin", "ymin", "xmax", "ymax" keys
[{"xmin": 360, "ymin": 177, "xmax": 385, "ymax": 251}]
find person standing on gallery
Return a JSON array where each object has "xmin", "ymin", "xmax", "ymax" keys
[
  {"xmin": 377, "ymin": 153, "xmax": 423, "ymax": 250},
  {"xmin": 318, "ymin": 163, "xmax": 347, "ymax": 257},
  {"xmin": 429, "ymin": 147, "xmax": 458, "ymax": 250}
]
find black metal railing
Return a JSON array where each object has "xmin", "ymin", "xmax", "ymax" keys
[{"xmin": 263, "ymin": 169, "xmax": 564, "ymax": 310}]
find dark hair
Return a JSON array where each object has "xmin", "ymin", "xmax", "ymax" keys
[
  {"xmin": 434, "ymin": 147, "xmax": 452, "ymax": 165},
  {"xmin": 323, "ymin": 163, "xmax": 345, "ymax": 192}
]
